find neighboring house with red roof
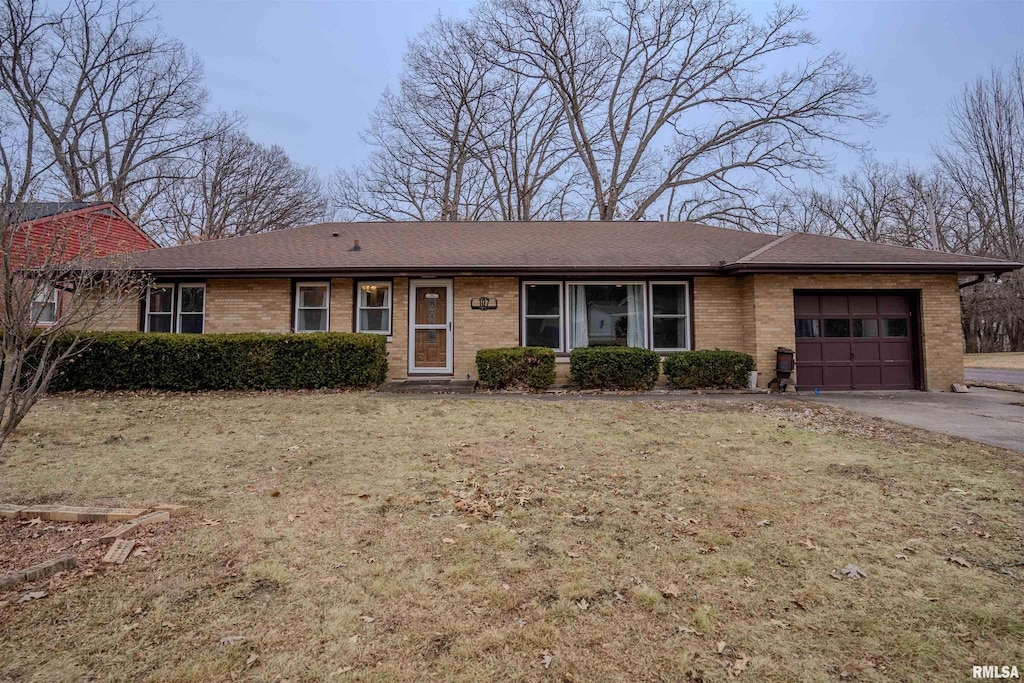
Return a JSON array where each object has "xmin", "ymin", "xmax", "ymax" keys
[
  {"xmin": 6, "ymin": 201, "xmax": 158, "ymax": 326},
  {"xmin": 95, "ymin": 220, "xmax": 1021, "ymax": 392}
]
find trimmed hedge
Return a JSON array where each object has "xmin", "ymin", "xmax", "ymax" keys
[
  {"xmin": 47, "ymin": 332, "xmax": 388, "ymax": 391},
  {"xmin": 663, "ymin": 349, "xmax": 755, "ymax": 389},
  {"xmin": 476, "ymin": 347, "xmax": 555, "ymax": 390},
  {"xmin": 569, "ymin": 346, "xmax": 660, "ymax": 390}
]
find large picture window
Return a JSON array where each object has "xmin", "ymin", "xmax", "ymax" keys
[
  {"xmin": 522, "ymin": 280, "xmax": 691, "ymax": 353},
  {"xmin": 522, "ymin": 282, "xmax": 562, "ymax": 349},
  {"xmin": 356, "ymin": 281, "xmax": 391, "ymax": 334},
  {"xmin": 568, "ymin": 283, "xmax": 646, "ymax": 350},
  {"xmin": 295, "ymin": 282, "xmax": 329, "ymax": 332}
]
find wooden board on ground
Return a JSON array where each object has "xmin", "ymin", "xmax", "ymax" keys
[{"xmin": 102, "ymin": 540, "xmax": 135, "ymax": 565}]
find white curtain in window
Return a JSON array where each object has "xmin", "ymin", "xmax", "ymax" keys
[
  {"xmin": 570, "ymin": 286, "xmax": 589, "ymax": 349},
  {"xmin": 626, "ymin": 285, "xmax": 645, "ymax": 348}
]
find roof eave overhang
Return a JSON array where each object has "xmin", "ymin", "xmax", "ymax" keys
[
  {"xmin": 128, "ymin": 265, "xmax": 725, "ymax": 278},
  {"xmin": 723, "ymin": 262, "xmax": 1024, "ymax": 275},
  {"xmin": 121, "ymin": 260, "xmax": 1024, "ymax": 278}
]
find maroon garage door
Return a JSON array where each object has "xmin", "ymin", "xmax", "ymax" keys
[{"xmin": 794, "ymin": 292, "xmax": 917, "ymax": 391}]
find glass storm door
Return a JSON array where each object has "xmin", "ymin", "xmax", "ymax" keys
[{"xmin": 409, "ymin": 280, "xmax": 453, "ymax": 374}]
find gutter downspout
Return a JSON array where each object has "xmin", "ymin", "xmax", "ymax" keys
[{"xmin": 959, "ymin": 272, "xmax": 1004, "ymax": 290}]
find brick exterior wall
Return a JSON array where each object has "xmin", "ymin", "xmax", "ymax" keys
[
  {"xmin": 205, "ymin": 279, "xmax": 292, "ymax": 333},
  {"xmin": 85, "ymin": 289, "xmax": 141, "ymax": 331},
  {"xmin": 330, "ymin": 278, "xmax": 354, "ymax": 333},
  {"xmin": 91, "ymin": 273, "xmax": 962, "ymax": 390},
  {"xmin": 453, "ymin": 277, "xmax": 520, "ymax": 379},
  {"xmin": 386, "ymin": 278, "xmax": 410, "ymax": 379},
  {"xmin": 691, "ymin": 273, "xmax": 963, "ymax": 391},
  {"xmin": 692, "ymin": 276, "xmax": 753, "ymax": 355}
]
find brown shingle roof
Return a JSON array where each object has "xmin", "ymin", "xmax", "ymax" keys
[
  {"xmin": 121, "ymin": 220, "xmax": 1022, "ymax": 276},
  {"xmin": 727, "ymin": 231, "xmax": 1019, "ymax": 272}
]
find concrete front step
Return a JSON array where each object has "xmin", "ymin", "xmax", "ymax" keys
[{"xmin": 380, "ymin": 379, "xmax": 477, "ymax": 395}]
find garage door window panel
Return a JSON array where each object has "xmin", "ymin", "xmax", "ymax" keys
[
  {"xmin": 883, "ymin": 319, "xmax": 908, "ymax": 337},
  {"xmin": 795, "ymin": 319, "xmax": 820, "ymax": 337},
  {"xmin": 824, "ymin": 319, "xmax": 850, "ymax": 337},
  {"xmin": 853, "ymin": 319, "xmax": 878, "ymax": 337}
]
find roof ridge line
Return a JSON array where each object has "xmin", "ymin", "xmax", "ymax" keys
[{"xmin": 729, "ymin": 231, "xmax": 797, "ymax": 264}]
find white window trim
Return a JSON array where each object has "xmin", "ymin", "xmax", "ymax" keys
[
  {"xmin": 521, "ymin": 281, "xmax": 564, "ymax": 352},
  {"xmin": 295, "ymin": 281, "xmax": 330, "ymax": 333},
  {"xmin": 145, "ymin": 283, "xmax": 175, "ymax": 333},
  {"xmin": 356, "ymin": 280, "xmax": 392, "ymax": 335},
  {"xmin": 565, "ymin": 281, "xmax": 648, "ymax": 352},
  {"xmin": 649, "ymin": 281, "xmax": 691, "ymax": 352},
  {"xmin": 176, "ymin": 282, "xmax": 206, "ymax": 334},
  {"xmin": 32, "ymin": 286, "xmax": 58, "ymax": 326}
]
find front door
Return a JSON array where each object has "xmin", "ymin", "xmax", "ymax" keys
[{"xmin": 409, "ymin": 280, "xmax": 453, "ymax": 374}]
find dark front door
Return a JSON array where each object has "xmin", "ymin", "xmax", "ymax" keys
[{"xmin": 794, "ymin": 292, "xmax": 917, "ymax": 390}]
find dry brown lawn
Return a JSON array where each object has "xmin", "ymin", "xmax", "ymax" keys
[
  {"xmin": 965, "ymin": 352, "xmax": 1024, "ymax": 370},
  {"xmin": 0, "ymin": 392, "xmax": 1021, "ymax": 682}
]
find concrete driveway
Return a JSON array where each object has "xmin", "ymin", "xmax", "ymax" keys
[
  {"xmin": 804, "ymin": 387, "xmax": 1024, "ymax": 452},
  {"xmin": 966, "ymin": 367, "xmax": 1024, "ymax": 385}
]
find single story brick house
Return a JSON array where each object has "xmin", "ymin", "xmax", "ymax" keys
[{"xmin": 100, "ymin": 221, "xmax": 1022, "ymax": 391}]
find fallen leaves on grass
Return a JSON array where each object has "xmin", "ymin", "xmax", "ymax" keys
[
  {"xmin": 729, "ymin": 654, "xmax": 750, "ymax": 677},
  {"xmin": 453, "ymin": 498, "xmax": 494, "ymax": 518},
  {"xmin": 830, "ymin": 564, "xmax": 867, "ymax": 580}
]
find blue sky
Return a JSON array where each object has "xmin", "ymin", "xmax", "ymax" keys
[{"xmin": 153, "ymin": 0, "xmax": 1023, "ymax": 182}]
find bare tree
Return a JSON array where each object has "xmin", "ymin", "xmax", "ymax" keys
[
  {"xmin": 152, "ymin": 129, "xmax": 328, "ymax": 243},
  {"xmin": 939, "ymin": 57, "xmax": 1024, "ymax": 352},
  {"xmin": 478, "ymin": 0, "xmax": 879, "ymax": 221},
  {"xmin": 334, "ymin": 16, "xmax": 499, "ymax": 221},
  {"xmin": 0, "ymin": 0, "xmax": 145, "ymax": 453},
  {"xmin": 0, "ymin": 0, "xmax": 230, "ymax": 230},
  {"xmin": 334, "ymin": 14, "xmax": 584, "ymax": 221},
  {"xmin": 0, "ymin": 204, "xmax": 144, "ymax": 454}
]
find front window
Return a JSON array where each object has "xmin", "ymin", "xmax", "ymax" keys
[
  {"xmin": 356, "ymin": 281, "xmax": 391, "ymax": 334},
  {"xmin": 568, "ymin": 283, "xmax": 646, "ymax": 350},
  {"xmin": 650, "ymin": 283, "xmax": 689, "ymax": 351},
  {"xmin": 523, "ymin": 282, "xmax": 562, "ymax": 349},
  {"xmin": 295, "ymin": 282, "xmax": 329, "ymax": 332},
  {"xmin": 146, "ymin": 285, "xmax": 174, "ymax": 332},
  {"xmin": 177, "ymin": 284, "xmax": 205, "ymax": 334},
  {"xmin": 31, "ymin": 286, "xmax": 58, "ymax": 325}
]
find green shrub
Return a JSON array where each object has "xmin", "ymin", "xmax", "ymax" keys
[
  {"xmin": 663, "ymin": 349, "xmax": 755, "ymax": 389},
  {"xmin": 46, "ymin": 332, "xmax": 388, "ymax": 391},
  {"xmin": 476, "ymin": 347, "xmax": 555, "ymax": 390},
  {"xmin": 569, "ymin": 346, "xmax": 660, "ymax": 390}
]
